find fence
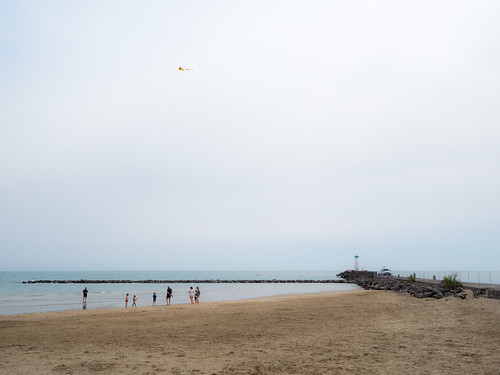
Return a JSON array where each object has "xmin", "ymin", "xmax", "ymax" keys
[{"xmin": 392, "ymin": 271, "xmax": 500, "ymax": 287}]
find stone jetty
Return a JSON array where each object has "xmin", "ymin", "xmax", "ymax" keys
[
  {"xmin": 336, "ymin": 270, "xmax": 500, "ymax": 300},
  {"xmin": 22, "ymin": 279, "xmax": 346, "ymax": 284}
]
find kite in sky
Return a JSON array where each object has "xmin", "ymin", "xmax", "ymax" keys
[{"xmin": 178, "ymin": 67, "xmax": 194, "ymax": 71}]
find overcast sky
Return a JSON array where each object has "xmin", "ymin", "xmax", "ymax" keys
[{"xmin": 1, "ymin": 1, "xmax": 499, "ymax": 271}]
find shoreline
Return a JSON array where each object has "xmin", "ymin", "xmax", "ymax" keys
[
  {"xmin": 0, "ymin": 287, "xmax": 361, "ymax": 319},
  {"xmin": 1, "ymin": 280, "xmax": 358, "ymax": 316},
  {"xmin": 22, "ymin": 279, "xmax": 347, "ymax": 284}
]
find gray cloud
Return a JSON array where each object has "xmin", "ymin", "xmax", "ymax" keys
[{"xmin": 1, "ymin": 1, "xmax": 499, "ymax": 271}]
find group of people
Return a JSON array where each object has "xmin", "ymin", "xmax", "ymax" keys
[
  {"xmin": 82, "ymin": 286, "xmax": 202, "ymax": 308},
  {"xmin": 188, "ymin": 286, "xmax": 201, "ymax": 304}
]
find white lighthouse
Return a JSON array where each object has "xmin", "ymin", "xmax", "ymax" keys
[{"xmin": 354, "ymin": 255, "xmax": 359, "ymax": 271}]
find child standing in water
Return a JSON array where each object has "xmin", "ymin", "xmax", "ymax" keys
[
  {"xmin": 125, "ymin": 294, "xmax": 129, "ymax": 308},
  {"xmin": 194, "ymin": 287, "xmax": 200, "ymax": 303},
  {"xmin": 152, "ymin": 292, "xmax": 157, "ymax": 306},
  {"xmin": 132, "ymin": 295, "xmax": 137, "ymax": 307},
  {"xmin": 188, "ymin": 287, "xmax": 194, "ymax": 304}
]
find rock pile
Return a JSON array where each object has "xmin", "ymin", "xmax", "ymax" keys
[{"xmin": 337, "ymin": 270, "xmax": 468, "ymax": 299}]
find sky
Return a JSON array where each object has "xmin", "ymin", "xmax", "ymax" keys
[{"xmin": 0, "ymin": 1, "xmax": 499, "ymax": 271}]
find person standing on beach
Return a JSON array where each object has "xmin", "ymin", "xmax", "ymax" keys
[
  {"xmin": 132, "ymin": 295, "xmax": 137, "ymax": 307},
  {"xmin": 188, "ymin": 287, "xmax": 194, "ymax": 304},
  {"xmin": 166, "ymin": 286, "xmax": 173, "ymax": 305},
  {"xmin": 82, "ymin": 287, "xmax": 88, "ymax": 302},
  {"xmin": 152, "ymin": 292, "xmax": 157, "ymax": 306},
  {"xmin": 194, "ymin": 287, "xmax": 200, "ymax": 303},
  {"xmin": 125, "ymin": 293, "xmax": 129, "ymax": 308}
]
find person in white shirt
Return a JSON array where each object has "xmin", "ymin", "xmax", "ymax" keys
[{"xmin": 188, "ymin": 287, "xmax": 195, "ymax": 304}]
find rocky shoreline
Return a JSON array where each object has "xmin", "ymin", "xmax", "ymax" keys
[{"xmin": 337, "ymin": 270, "xmax": 500, "ymax": 300}]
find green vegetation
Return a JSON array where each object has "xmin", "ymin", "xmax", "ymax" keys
[
  {"xmin": 408, "ymin": 274, "xmax": 416, "ymax": 283},
  {"xmin": 442, "ymin": 274, "xmax": 463, "ymax": 289}
]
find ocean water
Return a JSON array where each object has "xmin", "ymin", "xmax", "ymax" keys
[
  {"xmin": 3, "ymin": 270, "xmax": 497, "ymax": 315},
  {"xmin": 0, "ymin": 271, "xmax": 355, "ymax": 315}
]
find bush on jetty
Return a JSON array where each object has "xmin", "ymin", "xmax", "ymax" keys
[
  {"xmin": 442, "ymin": 274, "xmax": 463, "ymax": 289},
  {"xmin": 408, "ymin": 275, "xmax": 416, "ymax": 283}
]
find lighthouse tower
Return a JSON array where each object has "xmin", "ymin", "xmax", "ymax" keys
[{"xmin": 354, "ymin": 255, "xmax": 359, "ymax": 271}]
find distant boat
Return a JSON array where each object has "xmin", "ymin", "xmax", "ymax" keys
[{"xmin": 379, "ymin": 266, "xmax": 392, "ymax": 276}]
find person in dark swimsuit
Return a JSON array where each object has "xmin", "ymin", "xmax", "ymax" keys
[
  {"xmin": 82, "ymin": 287, "xmax": 88, "ymax": 302},
  {"xmin": 166, "ymin": 286, "xmax": 173, "ymax": 305}
]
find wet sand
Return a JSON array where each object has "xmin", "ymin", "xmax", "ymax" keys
[{"xmin": 1, "ymin": 289, "xmax": 499, "ymax": 374}]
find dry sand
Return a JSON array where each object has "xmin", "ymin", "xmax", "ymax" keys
[{"xmin": 1, "ymin": 289, "xmax": 499, "ymax": 375}]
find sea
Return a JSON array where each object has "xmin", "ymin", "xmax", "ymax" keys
[
  {"xmin": 0, "ymin": 270, "xmax": 356, "ymax": 315},
  {"xmin": 2, "ymin": 270, "xmax": 498, "ymax": 315}
]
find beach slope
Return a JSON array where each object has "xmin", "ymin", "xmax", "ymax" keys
[{"xmin": 0, "ymin": 290, "xmax": 499, "ymax": 374}]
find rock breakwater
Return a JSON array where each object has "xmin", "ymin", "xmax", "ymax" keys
[{"xmin": 337, "ymin": 270, "xmax": 468, "ymax": 299}]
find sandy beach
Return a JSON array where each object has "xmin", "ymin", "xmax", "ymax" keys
[{"xmin": 1, "ymin": 289, "xmax": 499, "ymax": 375}]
